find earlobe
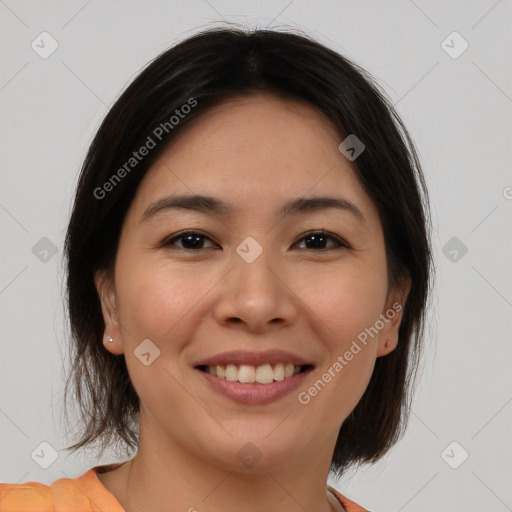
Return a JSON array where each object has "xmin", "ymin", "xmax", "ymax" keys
[
  {"xmin": 376, "ymin": 310, "xmax": 401, "ymax": 357},
  {"xmin": 102, "ymin": 333, "xmax": 124, "ymax": 355}
]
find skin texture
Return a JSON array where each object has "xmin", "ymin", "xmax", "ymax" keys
[{"xmin": 94, "ymin": 93, "xmax": 410, "ymax": 512}]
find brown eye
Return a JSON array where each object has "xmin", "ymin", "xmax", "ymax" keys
[
  {"xmin": 294, "ymin": 231, "xmax": 349, "ymax": 251},
  {"xmin": 162, "ymin": 230, "xmax": 349, "ymax": 252},
  {"xmin": 163, "ymin": 231, "xmax": 218, "ymax": 250}
]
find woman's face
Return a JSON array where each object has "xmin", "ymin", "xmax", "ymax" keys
[{"xmin": 96, "ymin": 93, "xmax": 408, "ymax": 472}]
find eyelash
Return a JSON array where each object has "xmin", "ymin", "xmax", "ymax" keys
[{"xmin": 161, "ymin": 230, "xmax": 350, "ymax": 252}]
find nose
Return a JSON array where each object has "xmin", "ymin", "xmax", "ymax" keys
[{"xmin": 212, "ymin": 246, "xmax": 299, "ymax": 334}]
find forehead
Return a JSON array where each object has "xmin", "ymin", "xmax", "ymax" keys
[
  {"xmin": 126, "ymin": 93, "xmax": 378, "ymax": 225},
  {"xmin": 178, "ymin": 93, "xmax": 342, "ymax": 161}
]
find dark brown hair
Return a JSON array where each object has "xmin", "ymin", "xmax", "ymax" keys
[{"xmin": 63, "ymin": 25, "xmax": 433, "ymax": 477}]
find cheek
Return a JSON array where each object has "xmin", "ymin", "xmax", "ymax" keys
[
  {"xmin": 300, "ymin": 261, "xmax": 388, "ymax": 344},
  {"xmin": 298, "ymin": 271, "xmax": 382, "ymax": 422},
  {"xmin": 305, "ymin": 263, "xmax": 387, "ymax": 415},
  {"xmin": 114, "ymin": 260, "xmax": 211, "ymax": 413},
  {"xmin": 116, "ymin": 257, "xmax": 215, "ymax": 339}
]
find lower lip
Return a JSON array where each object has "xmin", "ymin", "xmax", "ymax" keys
[{"xmin": 195, "ymin": 367, "xmax": 313, "ymax": 405}]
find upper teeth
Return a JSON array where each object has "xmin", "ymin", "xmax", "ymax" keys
[{"xmin": 206, "ymin": 363, "xmax": 302, "ymax": 384}]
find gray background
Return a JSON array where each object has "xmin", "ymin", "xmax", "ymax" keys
[{"xmin": 1, "ymin": 1, "xmax": 511, "ymax": 511}]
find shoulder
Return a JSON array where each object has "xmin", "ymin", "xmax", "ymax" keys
[
  {"xmin": 0, "ymin": 480, "xmax": 54, "ymax": 512},
  {"xmin": 328, "ymin": 485, "xmax": 371, "ymax": 512},
  {"xmin": 0, "ymin": 467, "xmax": 123, "ymax": 512}
]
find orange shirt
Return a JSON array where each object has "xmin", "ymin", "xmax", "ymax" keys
[{"xmin": 0, "ymin": 464, "xmax": 368, "ymax": 512}]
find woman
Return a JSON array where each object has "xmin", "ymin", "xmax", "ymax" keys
[{"xmin": 0, "ymin": 26, "xmax": 432, "ymax": 512}]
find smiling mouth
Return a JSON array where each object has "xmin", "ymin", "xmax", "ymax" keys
[{"xmin": 196, "ymin": 363, "xmax": 313, "ymax": 385}]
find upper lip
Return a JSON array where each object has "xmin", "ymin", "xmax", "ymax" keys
[{"xmin": 193, "ymin": 349, "xmax": 314, "ymax": 368}]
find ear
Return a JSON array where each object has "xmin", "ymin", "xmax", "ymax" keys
[
  {"xmin": 94, "ymin": 269, "xmax": 125, "ymax": 355},
  {"xmin": 376, "ymin": 274, "xmax": 411, "ymax": 357}
]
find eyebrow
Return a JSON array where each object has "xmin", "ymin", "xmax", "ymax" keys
[{"xmin": 140, "ymin": 193, "xmax": 366, "ymax": 225}]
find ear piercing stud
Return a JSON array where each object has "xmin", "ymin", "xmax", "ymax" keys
[
  {"xmin": 106, "ymin": 335, "xmax": 114, "ymax": 343},
  {"xmin": 384, "ymin": 340, "xmax": 390, "ymax": 349}
]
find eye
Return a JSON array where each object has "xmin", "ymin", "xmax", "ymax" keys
[
  {"xmin": 162, "ymin": 230, "xmax": 349, "ymax": 252},
  {"xmin": 162, "ymin": 231, "xmax": 218, "ymax": 250},
  {"xmin": 293, "ymin": 231, "xmax": 349, "ymax": 251}
]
